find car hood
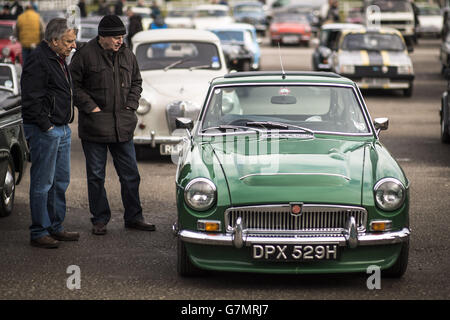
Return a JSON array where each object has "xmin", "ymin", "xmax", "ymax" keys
[
  {"xmin": 208, "ymin": 136, "xmax": 368, "ymax": 205},
  {"xmin": 141, "ymin": 69, "xmax": 225, "ymax": 102}
]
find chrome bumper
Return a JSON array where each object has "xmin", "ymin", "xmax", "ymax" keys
[
  {"xmin": 133, "ymin": 133, "xmax": 183, "ymax": 148},
  {"xmin": 174, "ymin": 218, "xmax": 410, "ymax": 249}
]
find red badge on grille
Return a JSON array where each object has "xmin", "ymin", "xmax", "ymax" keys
[{"xmin": 290, "ymin": 202, "xmax": 303, "ymax": 216}]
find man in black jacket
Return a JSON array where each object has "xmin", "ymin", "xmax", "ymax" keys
[
  {"xmin": 21, "ymin": 18, "xmax": 79, "ymax": 248},
  {"xmin": 70, "ymin": 15, "xmax": 155, "ymax": 235}
]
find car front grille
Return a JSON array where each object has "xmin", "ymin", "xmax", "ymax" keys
[{"xmin": 225, "ymin": 204, "xmax": 367, "ymax": 233}]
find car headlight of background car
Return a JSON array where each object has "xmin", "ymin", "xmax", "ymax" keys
[
  {"xmin": 137, "ymin": 97, "xmax": 151, "ymax": 115},
  {"xmin": 184, "ymin": 178, "xmax": 217, "ymax": 211},
  {"xmin": 373, "ymin": 178, "xmax": 406, "ymax": 212},
  {"xmin": 397, "ymin": 64, "xmax": 413, "ymax": 75}
]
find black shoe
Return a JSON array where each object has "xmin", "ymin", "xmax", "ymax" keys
[
  {"xmin": 125, "ymin": 220, "xmax": 156, "ymax": 231},
  {"xmin": 30, "ymin": 235, "xmax": 59, "ymax": 249},
  {"xmin": 50, "ymin": 231, "xmax": 80, "ymax": 241},
  {"xmin": 92, "ymin": 223, "xmax": 107, "ymax": 235}
]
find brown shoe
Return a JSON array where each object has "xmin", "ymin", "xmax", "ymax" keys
[
  {"xmin": 30, "ymin": 235, "xmax": 59, "ymax": 249},
  {"xmin": 92, "ymin": 223, "xmax": 107, "ymax": 235},
  {"xmin": 50, "ymin": 231, "xmax": 80, "ymax": 241}
]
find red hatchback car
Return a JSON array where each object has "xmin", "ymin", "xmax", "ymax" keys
[
  {"xmin": 270, "ymin": 12, "xmax": 312, "ymax": 47},
  {"xmin": 0, "ymin": 20, "xmax": 22, "ymax": 64}
]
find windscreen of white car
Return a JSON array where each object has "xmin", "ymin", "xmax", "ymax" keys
[
  {"xmin": 201, "ymin": 85, "xmax": 369, "ymax": 135},
  {"xmin": 196, "ymin": 9, "xmax": 228, "ymax": 17},
  {"xmin": 341, "ymin": 33, "xmax": 405, "ymax": 51},
  {"xmin": 369, "ymin": 0, "xmax": 413, "ymax": 13},
  {"xmin": 135, "ymin": 41, "xmax": 222, "ymax": 71}
]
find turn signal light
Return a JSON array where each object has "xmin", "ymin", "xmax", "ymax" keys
[
  {"xmin": 370, "ymin": 220, "xmax": 392, "ymax": 232},
  {"xmin": 138, "ymin": 123, "xmax": 146, "ymax": 130},
  {"xmin": 197, "ymin": 220, "xmax": 221, "ymax": 232}
]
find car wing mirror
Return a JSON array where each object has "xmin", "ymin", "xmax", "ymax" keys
[
  {"xmin": 374, "ymin": 117, "xmax": 389, "ymax": 134},
  {"xmin": 176, "ymin": 117, "xmax": 194, "ymax": 130}
]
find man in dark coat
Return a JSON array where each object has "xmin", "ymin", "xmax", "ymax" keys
[
  {"xmin": 69, "ymin": 15, "xmax": 155, "ymax": 235},
  {"xmin": 21, "ymin": 18, "xmax": 79, "ymax": 248}
]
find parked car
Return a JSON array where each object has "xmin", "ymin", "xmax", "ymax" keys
[
  {"xmin": 0, "ymin": 62, "xmax": 29, "ymax": 217},
  {"xmin": 208, "ymin": 23, "xmax": 261, "ymax": 71},
  {"xmin": 312, "ymin": 23, "xmax": 363, "ymax": 71},
  {"xmin": 173, "ymin": 71, "xmax": 410, "ymax": 277},
  {"xmin": 232, "ymin": 1, "xmax": 268, "ymax": 36},
  {"xmin": 165, "ymin": 7, "xmax": 195, "ymax": 29},
  {"xmin": 440, "ymin": 70, "xmax": 450, "ymax": 143},
  {"xmin": 131, "ymin": 29, "xmax": 228, "ymax": 157},
  {"xmin": 440, "ymin": 32, "xmax": 450, "ymax": 74},
  {"xmin": 77, "ymin": 22, "xmax": 98, "ymax": 44},
  {"xmin": 0, "ymin": 20, "xmax": 22, "ymax": 65},
  {"xmin": 193, "ymin": 4, "xmax": 234, "ymax": 30},
  {"xmin": 269, "ymin": 11, "xmax": 312, "ymax": 46},
  {"xmin": 331, "ymin": 26, "xmax": 414, "ymax": 97},
  {"xmin": 363, "ymin": 0, "xmax": 416, "ymax": 51},
  {"xmin": 415, "ymin": 3, "xmax": 443, "ymax": 38}
]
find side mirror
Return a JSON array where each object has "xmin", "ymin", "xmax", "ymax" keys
[
  {"xmin": 176, "ymin": 117, "xmax": 194, "ymax": 130},
  {"xmin": 311, "ymin": 38, "xmax": 320, "ymax": 48},
  {"xmin": 374, "ymin": 117, "xmax": 389, "ymax": 133}
]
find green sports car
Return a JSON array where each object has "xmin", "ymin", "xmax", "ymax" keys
[{"xmin": 173, "ymin": 71, "xmax": 410, "ymax": 277}]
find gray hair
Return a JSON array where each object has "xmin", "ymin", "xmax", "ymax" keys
[{"xmin": 44, "ymin": 18, "xmax": 78, "ymax": 42}]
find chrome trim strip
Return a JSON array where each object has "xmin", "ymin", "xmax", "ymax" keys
[
  {"xmin": 177, "ymin": 228, "xmax": 411, "ymax": 247},
  {"xmin": 133, "ymin": 135, "xmax": 183, "ymax": 145},
  {"xmin": 196, "ymin": 82, "xmax": 375, "ymax": 138},
  {"xmin": 239, "ymin": 172, "xmax": 351, "ymax": 181}
]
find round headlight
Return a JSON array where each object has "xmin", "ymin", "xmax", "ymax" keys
[
  {"xmin": 374, "ymin": 178, "xmax": 406, "ymax": 211},
  {"xmin": 184, "ymin": 178, "xmax": 216, "ymax": 211},
  {"xmin": 137, "ymin": 98, "xmax": 151, "ymax": 115}
]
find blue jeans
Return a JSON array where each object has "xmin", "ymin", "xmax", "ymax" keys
[
  {"xmin": 23, "ymin": 124, "xmax": 71, "ymax": 240},
  {"xmin": 81, "ymin": 139, "xmax": 143, "ymax": 225}
]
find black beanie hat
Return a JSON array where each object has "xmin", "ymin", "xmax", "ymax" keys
[{"xmin": 98, "ymin": 15, "xmax": 126, "ymax": 37}]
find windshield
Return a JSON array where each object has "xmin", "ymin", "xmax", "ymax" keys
[
  {"xmin": 136, "ymin": 41, "xmax": 222, "ymax": 71},
  {"xmin": 80, "ymin": 26, "xmax": 97, "ymax": 40},
  {"xmin": 341, "ymin": 33, "xmax": 405, "ymax": 51},
  {"xmin": 417, "ymin": 6, "xmax": 440, "ymax": 16},
  {"xmin": 234, "ymin": 4, "xmax": 263, "ymax": 13},
  {"xmin": 370, "ymin": 0, "xmax": 413, "ymax": 12},
  {"xmin": 167, "ymin": 9, "xmax": 193, "ymax": 17},
  {"xmin": 196, "ymin": 9, "xmax": 228, "ymax": 17},
  {"xmin": 0, "ymin": 25, "xmax": 13, "ymax": 38},
  {"xmin": 212, "ymin": 30, "xmax": 245, "ymax": 42},
  {"xmin": 201, "ymin": 85, "xmax": 369, "ymax": 135},
  {"xmin": 0, "ymin": 65, "xmax": 13, "ymax": 89},
  {"xmin": 273, "ymin": 13, "xmax": 308, "ymax": 23}
]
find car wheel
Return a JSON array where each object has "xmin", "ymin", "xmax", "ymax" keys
[
  {"xmin": 241, "ymin": 60, "xmax": 251, "ymax": 72},
  {"xmin": 441, "ymin": 106, "xmax": 450, "ymax": 143},
  {"xmin": 403, "ymin": 84, "xmax": 413, "ymax": 97},
  {"xmin": 382, "ymin": 239, "xmax": 409, "ymax": 278},
  {"xmin": 177, "ymin": 238, "xmax": 205, "ymax": 277},
  {"xmin": 0, "ymin": 156, "xmax": 15, "ymax": 217}
]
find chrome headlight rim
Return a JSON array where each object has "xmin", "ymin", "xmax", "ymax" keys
[
  {"xmin": 137, "ymin": 98, "xmax": 151, "ymax": 115},
  {"xmin": 373, "ymin": 177, "xmax": 406, "ymax": 212},
  {"xmin": 184, "ymin": 178, "xmax": 217, "ymax": 212}
]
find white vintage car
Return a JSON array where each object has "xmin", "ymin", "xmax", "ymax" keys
[
  {"xmin": 193, "ymin": 4, "xmax": 234, "ymax": 30},
  {"xmin": 132, "ymin": 29, "xmax": 228, "ymax": 157}
]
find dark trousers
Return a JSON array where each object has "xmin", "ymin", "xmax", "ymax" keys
[{"xmin": 81, "ymin": 139, "xmax": 143, "ymax": 226}]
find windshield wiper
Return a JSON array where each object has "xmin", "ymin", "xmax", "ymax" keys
[
  {"xmin": 164, "ymin": 58, "xmax": 191, "ymax": 71},
  {"xmin": 201, "ymin": 124, "xmax": 262, "ymax": 133},
  {"xmin": 246, "ymin": 121, "xmax": 315, "ymax": 134}
]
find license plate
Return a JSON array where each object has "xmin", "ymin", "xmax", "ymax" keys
[
  {"xmin": 252, "ymin": 244, "xmax": 339, "ymax": 261},
  {"xmin": 362, "ymin": 78, "xmax": 389, "ymax": 86},
  {"xmin": 282, "ymin": 35, "xmax": 299, "ymax": 43},
  {"xmin": 160, "ymin": 143, "xmax": 182, "ymax": 155}
]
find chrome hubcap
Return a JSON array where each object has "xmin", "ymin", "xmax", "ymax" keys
[{"xmin": 3, "ymin": 165, "xmax": 14, "ymax": 207}]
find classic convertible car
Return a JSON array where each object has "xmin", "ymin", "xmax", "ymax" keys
[
  {"xmin": 132, "ymin": 29, "xmax": 228, "ymax": 157},
  {"xmin": 173, "ymin": 71, "xmax": 410, "ymax": 277},
  {"xmin": 0, "ymin": 63, "xmax": 29, "ymax": 217}
]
